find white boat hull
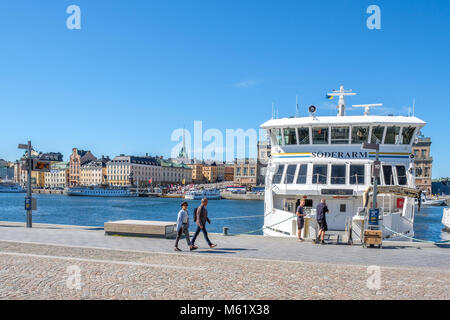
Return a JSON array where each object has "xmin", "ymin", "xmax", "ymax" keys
[{"xmin": 65, "ymin": 187, "xmax": 137, "ymax": 197}]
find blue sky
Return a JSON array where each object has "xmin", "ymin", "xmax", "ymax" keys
[{"xmin": 0, "ymin": 0, "xmax": 449, "ymax": 178}]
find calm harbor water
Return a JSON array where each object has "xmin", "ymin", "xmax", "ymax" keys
[{"xmin": 0, "ymin": 193, "xmax": 448, "ymax": 241}]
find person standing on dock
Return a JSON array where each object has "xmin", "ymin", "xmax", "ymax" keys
[
  {"xmin": 296, "ymin": 199, "xmax": 306, "ymax": 241},
  {"xmin": 191, "ymin": 198, "xmax": 217, "ymax": 249},
  {"xmin": 315, "ymin": 198, "xmax": 329, "ymax": 245},
  {"xmin": 174, "ymin": 202, "xmax": 198, "ymax": 252}
]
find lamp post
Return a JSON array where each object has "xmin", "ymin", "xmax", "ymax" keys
[
  {"xmin": 362, "ymin": 141, "xmax": 381, "ymax": 223},
  {"xmin": 18, "ymin": 141, "xmax": 33, "ymax": 228}
]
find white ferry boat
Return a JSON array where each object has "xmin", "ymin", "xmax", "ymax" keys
[
  {"xmin": 185, "ymin": 188, "xmax": 221, "ymax": 200},
  {"xmin": 261, "ymin": 85, "xmax": 425, "ymax": 240},
  {"xmin": 65, "ymin": 186, "xmax": 138, "ymax": 197},
  {"xmin": 0, "ymin": 183, "xmax": 26, "ymax": 193}
]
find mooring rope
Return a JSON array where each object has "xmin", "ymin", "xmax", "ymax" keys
[{"xmin": 382, "ymin": 225, "xmax": 450, "ymax": 244}]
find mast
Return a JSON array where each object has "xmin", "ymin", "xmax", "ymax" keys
[{"xmin": 327, "ymin": 85, "xmax": 357, "ymax": 116}]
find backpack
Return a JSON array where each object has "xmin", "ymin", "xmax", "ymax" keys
[{"xmin": 193, "ymin": 205, "xmax": 203, "ymax": 222}]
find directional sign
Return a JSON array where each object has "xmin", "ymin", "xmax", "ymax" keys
[
  {"xmin": 362, "ymin": 143, "xmax": 379, "ymax": 151},
  {"xmin": 32, "ymin": 159, "xmax": 51, "ymax": 172},
  {"xmin": 18, "ymin": 144, "xmax": 28, "ymax": 150}
]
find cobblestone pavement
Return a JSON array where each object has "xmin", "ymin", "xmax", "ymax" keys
[{"xmin": 0, "ymin": 241, "xmax": 448, "ymax": 300}]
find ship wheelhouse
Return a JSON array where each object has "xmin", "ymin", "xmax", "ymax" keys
[{"xmin": 261, "ymin": 114, "xmax": 426, "ymax": 238}]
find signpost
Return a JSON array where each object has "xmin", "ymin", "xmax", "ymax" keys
[
  {"xmin": 18, "ymin": 141, "xmax": 33, "ymax": 228},
  {"xmin": 362, "ymin": 142, "xmax": 383, "ymax": 248},
  {"xmin": 17, "ymin": 141, "xmax": 51, "ymax": 228}
]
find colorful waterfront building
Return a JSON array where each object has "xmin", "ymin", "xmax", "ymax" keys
[
  {"xmin": 106, "ymin": 155, "xmax": 161, "ymax": 187},
  {"xmin": 69, "ymin": 148, "xmax": 97, "ymax": 186},
  {"xmin": 44, "ymin": 162, "xmax": 70, "ymax": 189},
  {"xmin": 412, "ymin": 136, "xmax": 433, "ymax": 195}
]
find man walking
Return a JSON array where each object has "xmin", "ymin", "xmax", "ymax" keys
[
  {"xmin": 315, "ymin": 198, "xmax": 329, "ymax": 244},
  {"xmin": 191, "ymin": 198, "xmax": 217, "ymax": 249}
]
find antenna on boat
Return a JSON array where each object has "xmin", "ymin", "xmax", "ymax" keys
[
  {"xmin": 327, "ymin": 85, "xmax": 356, "ymax": 116},
  {"xmin": 352, "ymin": 103, "xmax": 383, "ymax": 116},
  {"xmin": 412, "ymin": 98, "xmax": 415, "ymax": 117},
  {"xmin": 272, "ymin": 102, "xmax": 274, "ymax": 119},
  {"xmin": 295, "ymin": 95, "xmax": 299, "ymax": 117}
]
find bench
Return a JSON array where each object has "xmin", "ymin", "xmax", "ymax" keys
[{"xmin": 104, "ymin": 220, "xmax": 177, "ymax": 238}]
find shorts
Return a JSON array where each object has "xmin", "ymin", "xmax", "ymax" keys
[
  {"xmin": 317, "ymin": 219, "xmax": 328, "ymax": 231},
  {"xmin": 297, "ymin": 217, "xmax": 304, "ymax": 229}
]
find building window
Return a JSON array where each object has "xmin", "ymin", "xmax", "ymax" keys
[
  {"xmin": 283, "ymin": 128, "xmax": 297, "ymax": 145},
  {"xmin": 312, "ymin": 164, "xmax": 327, "ymax": 184},
  {"xmin": 331, "ymin": 127, "xmax": 349, "ymax": 144},
  {"xmin": 421, "ymin": 149, "xmax": 426, "ymax": 158},
  {"xmin": 351, "ymin": 126, "xmax": 369, "ymax": 144},
  {"xmin": 312, "ymin": 127, "xmax": 329, "ymax": 144},
  {"xmin": 331, "ymin": 165, "xmax": 346, "ymax": 184}
]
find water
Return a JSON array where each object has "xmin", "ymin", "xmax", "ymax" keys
[
  {"xmin": 0, "ymin": 194, "xmax": 264, "ymax": 235},
  {"xmin": 0, "ymin": 193, "xmax": 448, "ymax": 241}
]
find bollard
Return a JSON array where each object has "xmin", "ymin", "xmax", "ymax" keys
[{"xmin": 223, "ymin": 227, "xmax": 229, "ymax": 236}]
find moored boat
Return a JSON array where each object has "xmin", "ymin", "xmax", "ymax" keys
[
  {"xmin": 185, "ymin": 188, "xmax": 221, "ymax": 200},
  {"xmin": 0, "ymin": 183, "xmax": 26, "ymax": 193},
  {"xmin": 64, "ymin": 186, "xmax": 138, "ymax": 197},
  {"xmin": 261, "ymin": 85, "xmax": 425, "ymax": 240}
]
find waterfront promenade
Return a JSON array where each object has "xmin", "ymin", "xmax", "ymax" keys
[{"xmin": 0, "ymin": 222, "xmax": 448, "ymax": 300}]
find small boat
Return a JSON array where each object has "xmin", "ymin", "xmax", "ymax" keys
[
  {"xmin": 417, "ymin": 194, "xmax": 447, "ymax": 207},
  {"xmin": 64, "ymin": 186, "xmax": 138, "ymax": 197},
  {"xmin": 442, "ymin": 208, "xmax": 450, "ymax": 231},
  {"xmin": 0, "ymin": 183, "xmax": 26, "ymax": 193},
  {"xmin": 185, "ymin": 188, "xmax": 221, "ymax": 200}
]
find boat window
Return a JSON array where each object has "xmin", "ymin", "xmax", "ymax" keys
[
  {"xmin": 350, "ymin": 165, "xmax": 365, "ymax": 185},
  {"xmin": 351, "ymin": 126, "xmax": 369, "ymax": 144},
  {"xmin": 272, "ymin": 128, "xmax": 283, "ymax": 146},
  {"xmin": 312, "ymin": 164, "xmax": 327, "ymax": 184},
  {"xmin": 371, "ymin": 126, "xmax": 385, "ymax": 144},
  {"xmin": 297, "ymin": 127, "xmax": 310, "ymax": 144},
  {"xmin": 286, "ymin": 165, "xmax": 297, "ymax": 184},
  {"xmin": 384, "ymin": 126, "xmax": 401, "ymax": 144},
  {"xmin": 401, "ymin": 126, "xmax": 415, "ymax": 144},
  {"xmin": 296, "ymin": 164, "xmax": 308, "ymax": 184},
  {"xmin": 331, "ymin": 127, "xmax": 350, "ymax": 144},
  {"xmin": 396, "ymin": 165, "xmax": 407, "ymax": 185},
  {"xmin": 312, "ymin": 127, "xmax": 329, "ymax": 144},
  {"xmin": 283, "ymin": 128, "xmax": 297, "ymax": 145},
  {"xmin": 382, "ymin": 165, "xmax": 394, "ymax": 185},
  {"xmin": 272, "ymin": 165, "xmax": 285, "ymax": 184},
  {"xmin": 331, "ymin": 165, "xmax": 346, "ymax": 184}
]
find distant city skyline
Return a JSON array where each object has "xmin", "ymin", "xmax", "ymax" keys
[{"xmin": 0, "ymin": 1, "xmax": 449, "ymax": 178}]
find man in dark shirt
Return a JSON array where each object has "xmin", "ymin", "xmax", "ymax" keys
[
  {"xmin": 315, "ymin": 198, "xmax": 329, "ymax": 244},
  {"xmin": 296, "ymin": 199, "xmax": 306, "ymax": 241},
  {"xmin": 191, "ymin": 198, "xmax": 217, "ymax": 249}
]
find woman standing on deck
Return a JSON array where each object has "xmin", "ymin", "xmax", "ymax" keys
[{"xmin": 174, "ymin": 202, "xmax": 198, "ymax": 251}]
